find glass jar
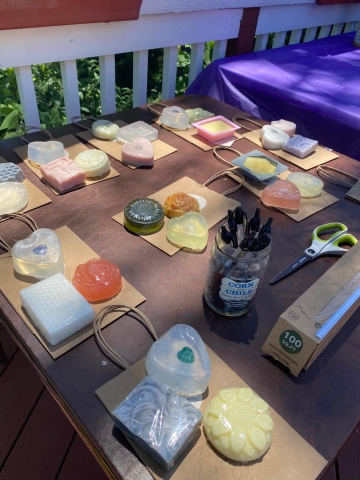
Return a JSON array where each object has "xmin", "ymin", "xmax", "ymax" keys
[{"xmin": 204, "ymin": 230, "xmax": 271, "ymax": 316}]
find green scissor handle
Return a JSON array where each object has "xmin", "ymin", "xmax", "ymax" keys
[
  {"xmin": 307, "ymin": 223, "xmax": 357, "ymax": 258},
  {"xmin": 311, "ymin": 223, "xmax": 347, "ymax": 243}
]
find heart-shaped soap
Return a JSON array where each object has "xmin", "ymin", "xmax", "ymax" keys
[
  {"xmin": 121, "ymin": 138, "xmax": 154, "ymax": 167},
  {"xmin": 12, "ymin": 228, "xmax": 65, "ymax": 279},
  {"xmin": 145, "ymin": 324, "xmax": 211, "ymax": 395},
  {"xmin": 166, "ymin": 212, "xmax": 208, "ymax": 252},
  {"xmin": 261, "ymin": 125, "xmax": 289, "ymax": 150},
  {"xmin": 261, "ymin": 179, "xmax": 301, "ymax": 211}
]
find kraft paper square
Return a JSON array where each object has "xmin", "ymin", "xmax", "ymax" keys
[
  {"xmin": 243, "ymin": 130, "xmax": 338, "ymax": 170},
  {"xmin": 13, "ymin": 135, "xmax": 120, "ymax": 195},
  {"xmin": 0, "ymin": 226, "xmax": 145, "ymax": 359},
  {"xmin": 75, "ymin": 120, "xmax": 177, "ymax": 169},
  {"xmin": 95, "ymin": 347, "xmax": 327, "ymax": 480},
  {"xmin": 346, "ymin": 180, "xmax": 360, "ymax": 203},
  {"xmin": 112, "ymin": 176, "xmax": 240, "ymax": 255}
]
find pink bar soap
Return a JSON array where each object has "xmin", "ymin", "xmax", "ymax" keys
[
  {"xmin": 40, "ymin": 157, "xmax": 86, "ymax": 192},
  {"xmin": 261, "ymin": 180, "xmax": 301, "ymax": 211},
  {"xmin": 271, "ymin": 119, "xmax": 296, "ymax": 136},
  {"xmin": 122, "ymin": 138, "xmax": 154, "ymax": 167}
]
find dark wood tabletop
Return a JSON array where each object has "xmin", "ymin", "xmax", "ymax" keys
[{"xmin": 0, "ymin": 95, "xmax": 360, "ymax": 480}]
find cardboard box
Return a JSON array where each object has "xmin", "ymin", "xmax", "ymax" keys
[{"xmin": 262, "ymin": 242, "xmax": 360, "ymax": 376}]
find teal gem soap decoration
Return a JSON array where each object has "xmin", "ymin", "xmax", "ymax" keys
[
  {"xmin": 124, "ymin": 198, "xmax": 164, "ymax": 235},
  {"xmin": 145, "ymin": 324, "xmax": 211, "ymax": 395}
]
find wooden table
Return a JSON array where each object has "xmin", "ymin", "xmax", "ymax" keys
[{"xmin": 1, "ymin": 95, "xmax": 360, "ymax": 480}]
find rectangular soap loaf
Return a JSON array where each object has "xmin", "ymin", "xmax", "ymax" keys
[{"xmin": 112, "ymin": 376, "xmax": 202, "ymax": 470}]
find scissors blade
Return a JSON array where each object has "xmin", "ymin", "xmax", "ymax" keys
[{"xmin": 270, "ymin": 252, "xmax": 312, "ymax": 285}]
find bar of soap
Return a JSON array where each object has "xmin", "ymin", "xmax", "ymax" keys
[
  {"xmin": 287, "ymin": 172, "xmax": 324, "ymax": 198},
  {"xmin": 271, "ymin": 119, "xmax": 296, "ymax": 136},
  {"xmin": 186, "ymin": 108, "xmax": 214, "ymax": 124},
  {"xmin": 161, "ymin": 106, "xmax": 189, "ymax": 130},
  {"xmin": 164, "ymin": 192, "xmax": 200, "ymax": 218},
  {"xmin": 145, "ymin": 324, "xmax": 211, "ymax": 395},
  {"xmin": 166, "ymin": 212, "xmax": 208, "ymax": 252},
  {"xmin": 121, "ymin": 138, "xmax": 154, "ymax": 167},
  {"xmin": 124, "ymin": 198, "xmax": 164, "ymax": 235},
  {"xmin": 92, "ymin": 120, "xmax": 119, "ymax": 140},
  {"xmin": 261, "ymin": 180, "xmax": 301, "ymax": 211},
  {"xmin": 0, "ymin": 163, "xmax": 25, "ymax": 183},
  {"xmin": 261, "ymin": 125, "xmax": 289, "ymax": 150},
  {"xmin": 40, "ymin": 157, "xmax": 86, "ymax": 192},
  {"xmin": 204, "ymin": 387, "xmax": 273, "ymax": 462},
  {"xmin": 116, "ymin": 121, "xmax": 158, "ymax": 143},
  {"xmin": 0, "ymin": 182, "xmax": 28, "ymax": 214},
  {"xmin": 28, "ymin": 141, "xmax": 65, "ymax": 165},
  {"xmin": 112, "ymin": 376, "xmax": 203, "ymax": 470},
  {"xmin": 12, "ymin": 228, "xmax": 64, "ymax": 280},
  {"xmin": 72, "ymin": 258, "xmax": 122, "ymax": 302},
  {"xmin": 20, "ymin": 273, "xmax": 95, "ymax": 346},
  {"xmin": 243, "ymin": 156, "xmax": 277, "ymax": 175},
  {"xmin": 73, "ymin": 150, "xmax": 110, "ymax": 177},
  {"xmin": 282, "ymin": 135, "xmax": 318, "ymax": 159}
]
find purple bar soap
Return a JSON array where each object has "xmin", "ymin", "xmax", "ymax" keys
[{"xmin": 282, "ymin": 135, "xmax": 318, "ymax": 159}]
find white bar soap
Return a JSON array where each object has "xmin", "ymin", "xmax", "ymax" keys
[
  {"xmin": 20, "ymin": 273, "xmax": 95, "ymax": 345},
  {"xmin": 0, "ymin": 182, "xmax": 28, "ymax": 214},
  {"xmin": 270, "ymin": 119, "xmax": 296, "ymax": 136},
  {"xmin": 260, "ymin": 125, "xmax": 289, "ymax": 150},
  {"xmin": 73, "ymin": 150, "xmax": 110, "ymax": 177},
  {"xmin": 92, "ymin": 120, "xmax": 119, "ymax": 140}
]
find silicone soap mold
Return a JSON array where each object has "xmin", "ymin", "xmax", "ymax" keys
[
  {"xmin": 40, "ymin": 157, "xmax": 86, "ymax": 192},
  {"xmin": 73, "ymin": 150, "xmax": 110, "ymax": 177},
  {"xmin": 20, "ymin": 273, "xmax": 95, "ymax": 345},
  {"xmin": 116, "ymin": 121, "xmax": 158, "ymax": 143},
  {"xmin": 204, "ymin": 387, "xmax": 273, "ymax": 462},
  {"xmin": 0, "ymin": 182, "xmax": 28, "ymax": 215},
  {"xmin": 124, "ymin": 198, "xmax": 164, "ymax": 235},
  {"xmin": 192, "ymin": 116, "xmax": 238, "ymax": 142},
  {"xmin": 0, "ymin": 163, "xmax": 25, "ymax": 183},
  {"xmin": 160, "ymin": 106, "xmax": 189, "ymax": 130},
  {"xmin": 92, "ymin": 119, "xmax": 119, "ymax": 140},
  {"xmin": 121, "ymin": 138, "xmax": 154, "ymax": 167},
  {"xmin": 112, "ymin": 376, "xmax": 203, "ymax": 470},
  {"xmin": 12, "ymin": 228, "xmax": 65, "ymax": 279},
  {"xmin": 166, "ymin": 212, "xmax": 208, "ymax": 252},
  {"xmin": 28, "ymin": 141, "xmax": 65, "ymax": 165},
  {"xmin": 145, "ymin": 324, "xmax": 211, "ymax": 396}
]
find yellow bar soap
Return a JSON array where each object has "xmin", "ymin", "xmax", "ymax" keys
[{"xmin": 204, "ymin": 387, "xmax": 273, "ymax": 462}]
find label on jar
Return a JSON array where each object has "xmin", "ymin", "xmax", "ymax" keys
[{"xmin": 219, "ymin": 278, "xmax": 260, "ymax": 302}]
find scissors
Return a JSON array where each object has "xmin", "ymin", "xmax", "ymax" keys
[{"xmin": 270, "ymin": 223, "xmax": 358, "ymax": 285}]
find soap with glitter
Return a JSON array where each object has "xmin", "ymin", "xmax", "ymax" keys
[
  {"xmin": 261, "ymin": 180, "xmax": 301, "ymax": 211},
  {"xmin": 145, "ymin": 324, "xmax": 211, "ymax": 395},
  {"xmin": 112, "ymin": 376, "xmax": 202, "ymax": 470},
  {"xmin": 0, "ymin": 163, "xmax": 25, "ymax": 183},
  {"xmin": 0, "ymin": 182, "xmax": 28, "ymax": 214}
]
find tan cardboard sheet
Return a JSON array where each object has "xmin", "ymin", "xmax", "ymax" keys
[
  {"xmin": 228, "ymin": 169, "xmax": 338, "ymax": 222},
  {"xmin": 96, "ymin": 347, "xmax": 327, "ymax": 480},
  {"xmin": 13, "ymin": 134, "xmax": 120, "ymax": 195},
  {"xmin": 346, "ymin": 180, "xmax": 360, "ymax": 203},
  {"xmin": 243, "ymin": 130, "xmax": 338, "ymax": 170},
  {"xmin": 0, "ymin": 226, "xmax": 145, "ymax": 359},
  {"xmin": 112, "ymin": 176, "xmax": 240, "ymax": 255},
  {"xmin": 75, "ymin": 120, "xmax": 177, "ymax": 169}
]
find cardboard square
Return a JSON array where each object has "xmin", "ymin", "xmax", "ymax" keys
[
  {"xmin": 75, "ymin": 120, "xmax": 177, "ymax": 169},
  {"xmin": 346, "ymin": 180, "xmax": 360, "ymax": 203},
  {"xmin": 0, "ymin": 226, "xmax": 145, "ymax": 359},
  {"xmin": 112, "ymin": 176, "xmax": 240, "ymax": 255},
  {"xmin": 95, "ymin": 347, "xmax": 327, "ymax": 480},
  {"xmin": 13, "ymin": 135, "xmax": 120, "ymax": 195},
  {"xmin": 243, "ymin": 130, "xmax": 338, "ymax": 170}
]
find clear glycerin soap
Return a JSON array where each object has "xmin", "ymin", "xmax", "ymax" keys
[
  {"xmin": 161, "ymin": 106, "xmax": 189, "ymax": 130},
  {"xmin": 124, "ymin": 198, "xmax": 164, "ymax": 235},
  {"xmin": 40, "ymin": 157, "xmax": 86, "ymax": 192},
  {"xmin": 261, "ymin": 179, "xmax": 301, "ymax": 211},
  {"xmin": 166, "ymin": 212, "xmax": 208, "ymax": 252},
  {"xmin": 0, "ymin": 163, "xmax": 25, "ymax": 183},
  {"xmin": 28, "ymin": 141, "xmax": 65, "ymax": 165},
  {"xmin": 0, "ymin": 182, "xmax": 28, "ymax": 214},
  {"xmin": 145, "ymin": 324, "xmax": 211, "ymax": 396},
  {"xmin": 204, "ymin": 387, "xmax": 273, "ymax": 462},
  {"xmin": 185, "ymin": 108, "xmax": 214, "ymax": 124},
  {"xmin": 12, "ymin": 228, "xmax": 65, "ymax": 279},
  {"xmin": 287, "ymin": 172, "xmax": 324, "ymax": 198},
  {"xmin": 73, "ymin": 150, "xmax": 110, "ymax": 177},
  {"xmin": 282, "ymin": 135, "xmax": 318, "ymax": 159},
  {"xmin": 121, "ymin": 138, "xmax": 154, "ymax": 167},
  {"xmin": 116, "ymin": 121, "xmax": 158, "ymax": 143},
  {"xmin": 20, "ymin": 273, "xmax": 95, "ymax": 345},
  {"xmin": 92, "ymin": 120, "xmax": 119, "ymax": 140},
  {"xmin": 112, "ymin": 376, "xmax": 203, "ymax": 470}
]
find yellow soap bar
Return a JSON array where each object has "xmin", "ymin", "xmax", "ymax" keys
[
  {"xmin": 201, "ymin": 120, "xmax": 233, "ymax": 133},
  {"xmin": 243, "ymin": 156, "xmax": 277, "ymax": 175},
  {"xmin": 204, "ymin": 387, "xmax": 273, "ymax": 462}
]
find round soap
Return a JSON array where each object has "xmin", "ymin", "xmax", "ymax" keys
[
  {"xmin": 124, "ymin": 198, "xmax": 164, "ymax": 235},
  {"xmin": 92, "ymin": 120, "xmax": 119, "ymax": 140},
  {"xmin": 287, "ymin": 172, "xmax": 324, "ymax": 198},
  {"xmin": 0, "ymin": 182, "xmax": 28, "ymax": 214},
  {"xmin": 164, "ymin": 192, "xmax": 200, "ymax": 218},
  {"xmin": 204, "ymin": 387, "xmax": 273, "ymax": 462},
  {"xmin": 73, "ymin": 150, "xmax": 110, "ymax": 177},
  {"xmin": 72, "ymin": 258, "xmax": 122, "ymax": 302}
]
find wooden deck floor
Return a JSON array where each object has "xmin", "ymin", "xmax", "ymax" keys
[{"xmin": 0, "ymin": 321, "xmax": 359, "ymax": 480}]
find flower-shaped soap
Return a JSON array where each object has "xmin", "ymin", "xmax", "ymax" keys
[
  {"xmin": 72, "ymin": 258, "xmax": 122, "ymax": 302},
  {"xmin": 204, "ymin": 387, "xmax": 273, "ymax": 462},
  {"xmin": 0, "ymin": 163, "xmax": 25, "ymax": 183},
  {"xmin": 12, "ymin": 228, "xmax": 64, "ymax": 279},
  {"xmin": 166, "ymin": 212, "xmax": 208, "ymax": 252},
  {"xmin": 92, "ymin": 119, "xmax": 119, "ymax": 139},
  {"xmin": 73, "ymin": 150, "xmax": 110, "ymax": 177},
  {"xmin": 145, "ymin": 324, "xmax": 211, "ymax": 396},
  {"xmin": 261, "ymin": 180, "xmax": 301, "ymax": 211},
  {"xmin": 124, "ymin": 198, "xmax": 164, "ymax": 235},
  {"xmin": 0, "ymin": 182, "xmax": 28, "ymax": 215},
  {"xmin": 164, "ymin": 192, "xmax": 200, "ymax": 218}
]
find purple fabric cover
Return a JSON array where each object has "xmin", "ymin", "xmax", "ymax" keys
[{"xmin": 186, "ymin": 33, "xmax": 360, "ymax": 160}]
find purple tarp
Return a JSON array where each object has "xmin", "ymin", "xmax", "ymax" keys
[{"xmin": 186, "ymin": 32, "xmax": 360, "ymax": 160}]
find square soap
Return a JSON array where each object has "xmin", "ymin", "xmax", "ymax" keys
[
  {"xmin": 112, "ymin": 376, "xmax": 202, "ymax": 470},
  {"xmin": 116, "ymin": 121, "xmax": 158, "ymax": 143},
  {"xmin": 20, "ymin": 273, "xmax": 95, "ymax": 345},
  {"xmin": 0, "ymin": 163, "xmax": 25, "ymax": 183}
]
